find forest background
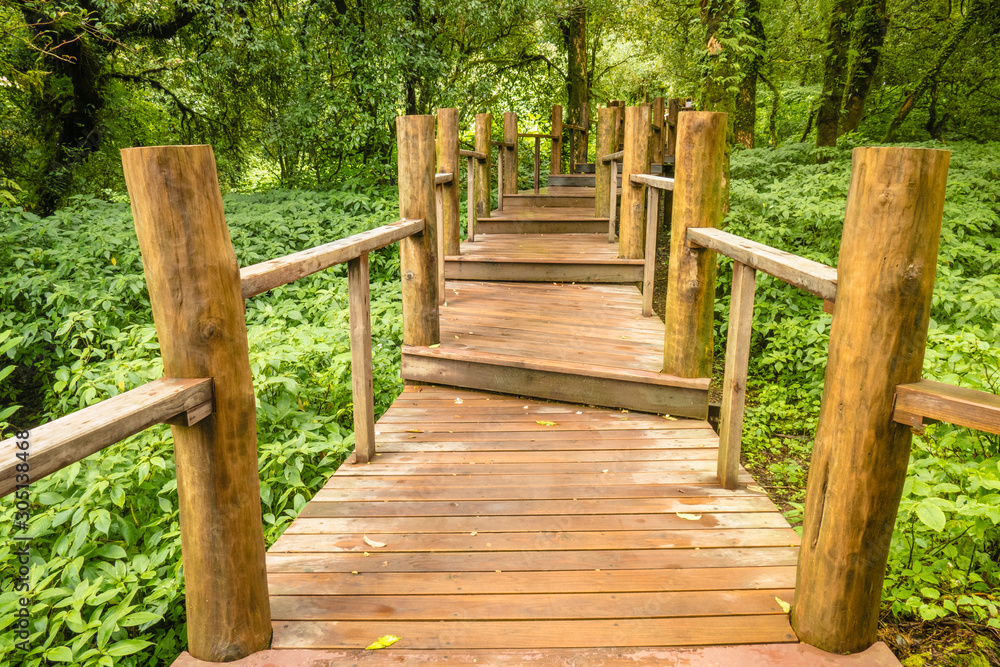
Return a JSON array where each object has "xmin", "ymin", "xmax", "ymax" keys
[{"xmin": 1, "ymin": 0, "xmax": 1000, "ymax": 665}]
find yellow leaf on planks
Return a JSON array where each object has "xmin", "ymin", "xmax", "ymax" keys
[
  {"xmin": 406, "ymin": 429, "xmax": 423, "ymax": 433},
  {"xmin": 429, "ymin": 343, "xmax": 440, "ymax": 348},
  {"xmin": 363, "ymin": 535, "xmax": 387, "ymax": 548},
  {"xmin": 536, "ymin": 421, "xmax": 557, "ymax": 426},
  {"xmin": 747, "ymin": 484, "xmax": 766, "ymax": 493},
  {"xmin": 775, "ymin": 597, "xmax": 791, "ymax": 613},
  {"xmin": 676, "ymin": 513, "xmax": 702, "ymax": 521},
  {"xmin": 366, "ymin": 635, "xmax": 400, "ymax": 650}
]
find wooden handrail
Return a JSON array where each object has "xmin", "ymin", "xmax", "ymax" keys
[
  {"xmin": 0, "ymin": 378, "xmax": 213, "ymax": 497},
  {"xmin": 601, "ymin": 150, "xmax": 624, "ymax": 163},
  {"xmin": 240, "ymin": 218, "xmax": 425, "ymax": 299},
  {"xmin": 518, "ymin": 132, "xmax": 557, "ymax": 139},
  {"xmin": 435, "ymin": 172, "xmax": 454, "ymax": 185},
  {"xmin": 564, "ymin": 123, "xmax": 586, "ymax": 132},
  {"xmin": 894, "ymin": 379, "xmax": 1000, "ymax": 435},
  {"xmin": 686, "ymin": 227, "xmax": 838, "ymax": 301},
  {"xmin": 631, "ymin": 173, "xmax": 674, "ymax": 190},
  {"xmin": 459, "ymin": 149, "xmax": 487, "ymax": 161},
  {"xmin": 491, "ymin": 140, "xmax": 516, "ymax": 148}
]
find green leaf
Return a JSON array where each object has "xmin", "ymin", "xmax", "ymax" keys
[
  {"xmin": 915, "ymin": 502, "xmax": 946, "ymax": 532},
  {"xmin": 46, "ymin": 647, "xmax": 76, "ymax": 662},
  {"xmin": 94, "ymin": 545, "xmax": 127, "ymax": 560},
  {"xmin": 106, "ymin": 638, "xmax": 153, "ymax": 656},
  {"xmin": 366, "ymin": 634, "xmax": 400, "ymax": 650}
]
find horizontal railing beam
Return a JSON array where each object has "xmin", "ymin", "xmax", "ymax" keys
[
  {"xmin": 459, "ymin": 149, "xmax": 488, "ymax": 161},
  {"xmin": 630, "ymin": 173, "xmax": 674, "ymax": 190},
  {"xmin": 435, "ymin": 172, "xmax": 454, "ymax": 185},
  {"xmin": 687, "ymin": 227, "xmax": 838, "ymax": 301},
  {"xmin": 0, "ymin": 378, "xmax": 214, "ymax": 497},
  {"xmin": 564, "ymin": 123, "xmax": 587, "ymax": 131},
  {"xmin": 241, "ymin": 218, "xmax": 425, "ymax": 299},
  {"xmin": 894, "ymin": 379, "xmax": 1000, "ymax": 435},
  {"xmin": 517, "ymin": 132, "xmax": 557, "ymax": 139},
  {"xmin": 490, "ymin": 140, "xmax": 516, "ymax": 148},
  {"xmin": 601, "ymin": 150, "xmax": 624, "ymax": 163}
]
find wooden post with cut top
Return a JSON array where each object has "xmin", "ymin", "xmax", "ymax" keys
[
  {"xmin": 651, "ymin": 96, "xmax": 665, "ymax": 164},
  {"xmin": 793, "ymin": 147, "xmax": 950, "ymax": 654},
  {"xmin": 502, "ymin": 112, "xmax": 518, "ymax": 194},
  {"xmin": 436, "ymin": 108, "xmax": 460, "ymax": 256},
  {"xmin": 474, "ymin": 113, "xmax": 492, "ymax": 222},
  {"xmin": 619, "ymin": 106, "xmax": 652, "ymax": 260},
  {"xmin": 595, "ymin": 106, "xmax": 620, "ymax": 225},
  {"xmin": 396, "ymin": 115, "xmax": 441, "ymax": 347},
  {"xmin": 121, "ymin": 144, "xmax": 271, "ymax": 662},
  {"xmin": 665, "ymin": 98, "xmax": 681, "ymax": 158},
  {"xmin": 662, "ymin": 111, "xmax": 727, "ymax": 378},
  {"xmin": 550, "ymin": 104, "xmax": 563, "ymax": 175}
]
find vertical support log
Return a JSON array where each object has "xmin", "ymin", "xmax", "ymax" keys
[
  {"xmin": 569, "ymin": 131, "xmax": 576, "ymax": 174},
  {"xmin": 595, "ymin": 106, "xmax": 619, "ymax": 221},
  {"xmin": 651, "ymin": 96, "xmax": 665, "ymax": 164},
  {"xmin": 436, "ymin": 108, "xmax": 460, "ymax": 256},
  {"xmin": 662, "ymin": 111, "xmax": 727, "ymax": 378},
  {"xmin": 619, "ymin": 106, "xmax": 652, "ymax": 260},
  {"xmin": 793, "ymin": 147, "xmax": 950, "ymax": 653},
  {"xmin": 717, "ymin": 262, "xmax": 757, "ymax": 489},
  {"xmin": 497, "ymin": 149, "xmax": 504, "ymax": 212},
  {"xmin": 466, "ymin": 155, "xmax": 476, "ymax": 242},
  {"xmin": 666, "ymin": 98, "xmax": 681, "ymax": 158},
  {"xmin": 534, "ymin": 137, "xmax": 541, "ymax": 194},
  {"xmin": 434, "ymin": 184, "xmax": 445, "ymax": 305},
  {"xmin": 121, "ymin": 145, "xmax": 270, "ymax": 661},
  {"xmin": 348, "ymin": 253, "xmax": 376, "ymax": 463},
  {"xmin": 396, "ymin": 115, "xmax": 441, "ymax": 347},
  {"xmin": 642, "ymin": 187, "xmax": 659, "ymax": 316},
  {"xmin": 608, "ymin": 160, "xmax": 618, "ymax": 242},
  {"xmin": 502, "ymin": 112, "xmax": 518, "ymax": 194},
  {"xmin": 550, "ymin": 104, "xmax": 563, "ymax": 175},
  {"xmin": 474, "ymin": 113, "xmax": 492, "ymax": 221}
]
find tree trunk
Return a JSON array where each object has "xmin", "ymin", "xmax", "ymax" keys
[
  {"xmin": 563, "ymin": 1, "xmax": 589, "ymax": 166},
  {"xmin": 698, "ymin": 0, "xmax": 739, "ymax": 215},
  {"xmin": 816, "ymin": 0, "xmax": 855, "ymax": 147},
  {"xmin": 734, "ymin": 0, "xmax": 764, "ymax": 148},
  {"xmin": 882, "ymin": 0, "xmax": 984, "ymax": 142},
  {"xmin": 840, "ymin": 0, "xmax": 888, "ymax": 134}
]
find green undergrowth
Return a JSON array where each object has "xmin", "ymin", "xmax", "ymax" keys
[
  {"xmin": 0, "ymin": 185, "xmax": 407, "ymax": 665},
  {"xmin": 725, "ymin": 140, "xmax": 1000, "ymax": 639}
]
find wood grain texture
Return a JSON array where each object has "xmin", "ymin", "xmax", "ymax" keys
[
  {"xmin": 718, "ymin": 262, "xmax": 757, "ymax": 489},
  {"xmin": 893, "ymin": 379, "xmax": 1000, "ymax": 435},
  {"xmin": 687, "ymin": 227, "xmax": 837, "ymax": 301},
  {"xmin": 0, "ymin": 378, "xmax": 211, "ymax": 497},
  {"xmin": 619, "ymin": 106, "xmax": 652, "ymax": 260},
  {"xmin": 347, "ymin": 254, "xmax": 375, "ymax": 463},
  {"xmin": 466, "ymin": 156, "xmax": 476, "ymax": 242},
  {"xmin": 266, "ymin": 386, "xmax": 799, "ymax": 651},
  {"xmin": 643, "ymin": 187, "xmax": 659, "ymax": 316},
  {"xmin": 631, "ymin": 173, "xmax": 675, "ymax": 191},
  {"xmin": 121, "ymin": 145, "xmax": 270, "ymax": 661},
  {"xmin": 665, "ymin": 98, "xmax": 680, "ymax": 157},
  {"xmin": 595, "ymin": 106, "xmax": 619, "ymax": 221},
  {"xmin": 652, "ymin": 96, "xmax": 665, "ymax": 163},
  {"xmin": 609, "ymin": 160, "xmax": 618, "ymax": 241},
  {"xmin": 502, "ymin": 112, "xmax": 518, "ymax": 194},
  {"xmin": 396, "ymin": 115, "xmax": 441, "ymax": 346},
  {"xmin": 436, "ymin": 109, "xmax": 461, "ymax": 256},
  {"xmin": 662, "ymin": 111, "xmax": 728, "ymax": 378},
  {"xmin": 550, "ymin": 104, "xmax": 563, "ymax": 175},
  {"xmin": 474, "ymin": 113, "xmax": 492, "ymax": 221},
  {"xmin": 240, "ymin": 218, "xmax": 423, "ymax": 299},
  {"xmin": 793, "ymin": 146, "xmax": 950, "ymax": 653}
]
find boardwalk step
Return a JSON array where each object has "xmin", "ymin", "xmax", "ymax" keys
[
  {"xmin": 401, "ymin": 345, "xmax": 709, "ymax": 418},
  {"xmin": 504, "ymin": 193, "xmax": 595, "ymax": 208}
]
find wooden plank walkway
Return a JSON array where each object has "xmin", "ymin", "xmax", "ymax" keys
[{"xmin": 266, "ymin": 385, "xmax": 800, "ymax": 651}]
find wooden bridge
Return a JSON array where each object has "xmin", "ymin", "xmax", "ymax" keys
[{"xmin": 9, "ymin": 101, "xmax": 996, "ymax": 666}]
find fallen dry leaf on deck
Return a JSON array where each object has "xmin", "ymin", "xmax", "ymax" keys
[
  {"xmin": 455, "ymin": 398, "xmax": 463, "ymax": 404},
  {"xmin": 663, "ymin": 415, "xmax": 678, "ymax": 421},
  {"xmin": 747, "ymin": 484, "xmax": 766, "ymax": 493},
  {"xmin": 676, "ymin": 513, "xmax": 702, "ymax": 521},
  {"xmin": 429, "ymin": 343, "xmax": 440, "ymax": 348},
  {"xmin": 363, "ymin": 535, "xmax": 387, "ymax": 548},
  {"xmin": 366, "ymin": 635, "xmax": 400, "ymax": 650},
  {"xmin": 536, "ymin": 421, "xmax": 557, "ymax": 426},
  {"xmin": 775, "ymin": 597, "xmax": 791, "ymax": 613},
  {"xmin": 406, "ymin": 429, "xmax": 423, "ymax": 433}
]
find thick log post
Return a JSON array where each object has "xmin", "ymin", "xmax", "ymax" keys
[
  {"xmin": 662, "ymin": 111, "xmax": 727, "ymax": 378},
  {"xmin": 666, "ymin": 98, "xmax": 681, "ymax": 158},
  {"xmin": 595, "ymin": 106, "xmax": 619, "ymax": 221},
  {"xmin": 121, "ymin": 145, "xmax": 271, "ymax": 661},
  {"xmin": 651, "ymin": 97, "xmax": 665, "ymax": 164},
  {"xmin": 436, "ymin": 108, "xmax": 460, "ymax": 256},
  {"xmin": 348, "ymin": 253, "xmax": 376, "ymax": 463},
  {"xmin": 793, "ymin": 147, "xmax": 950, "ymax": 653},
  {"xmin": 474, "ymin": 113, "xmax": 492, "ymax": 221},
  {"xmin": 619, "ymin": 106, "xmax": 652, "ymax": 260},
  {"xmin": 550, "ymin": 104, "xmax": 563, "ymax": 175},
  {"xmin": 396, "ymin": 115, "xmax": 441, "ymax": 347},
  {"xmin": 502, "ymin": 112, "xmax": 518, "ymax": 194}
]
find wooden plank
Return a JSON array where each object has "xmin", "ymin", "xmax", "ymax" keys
[
  {"xmin": 434, "ymin": 172, "xmax": 453, "ymax": 185},
  {"xmin": 240, "ymin": 218, "xmax": 423, "ymax": 299},
  {"xmin": 311, "ymin": 482, "xmax": 756, "ymax": 502},
  {"xmin": 477, "ymin": 219, "xmax": 607, "ymax": 234},
  {"xmin": 630, "ymin": 173, "xmax": 675, "ymax": 190},
  {"xmin": 444, "ymin": 261, "xmax": 643, "ymax": 283},
  {"xmin": 347, "ymin": 254, "xmax": 376, "ymax": 463},
  {"xmin": 270, "ymin": 616, "xmax": 797, "ymax": 650},
  {"xmin": 267, "ymin": 549, "xmax": 799, "ymax": 574},
  {"xmin": 642, "ymin": 186, "xmax": 658, "ymax": 316},
  {"xmin": 503, "ymin": 195, "xmax": 596, "ymax": 208},
  {"xmin": 601, "ymin": 150, "xmax": 624, "ymax": 163},
  {"xmin": 893, "ymin": 379, "xmax": 1000, "ymax": 435},
  {"xmin": 270, "ymin": 589, "xmax": 793, "ymax": 621},
  {"xmin": 0, "ymin": 378, "xmax": 212, "ymax": 497},
  {"xmin": 718, "ymin": 262, "xmax": 757, "ymax": 490},
  {"xmin": 335, "ymin": 460, "xmax": 728, "ymax": 477},
  {"xmin": 459, "ymin": 149, "xmax": 488, "ymax": 160},
  {"xmin": 268, "ymin": 566, "xmax": 797, "ymax": 595},
  {"xmin": 687, "ymin": 227, "xmax": 838, "ymax": 301}
]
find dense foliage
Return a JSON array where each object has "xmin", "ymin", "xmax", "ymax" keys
[{"xmin": 0, "ymin": 186, "xmax": 407, "ymax": 665}]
